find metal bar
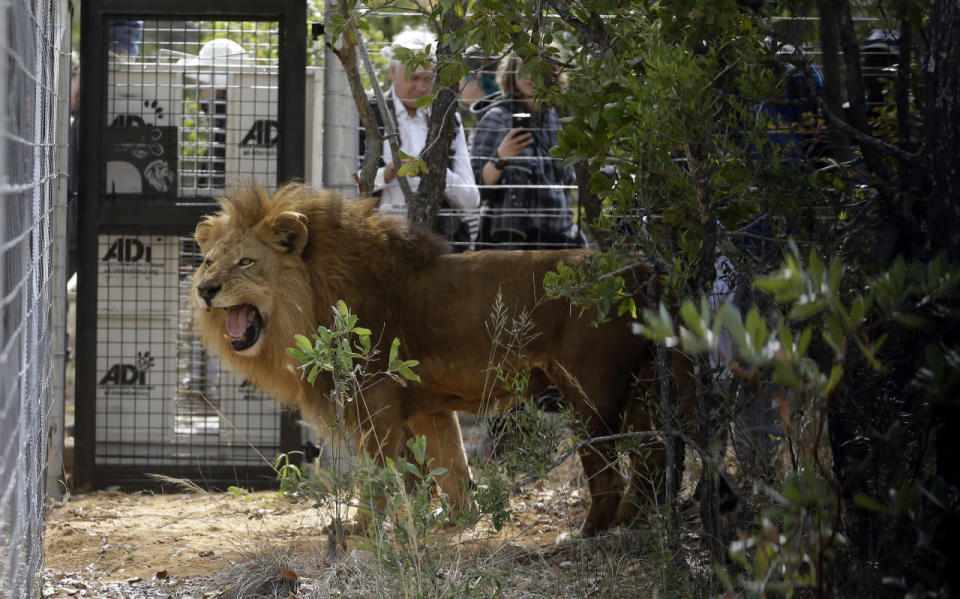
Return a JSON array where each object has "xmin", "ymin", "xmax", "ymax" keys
[
  {"xmin": 278, "ymin": 0, "xmax": 307, "ymax": 185},
  {"xmin": 91, "ymin": 465, "xmax": 281, "ymax": 491},
  {"xmin": 73, "ymin": 0, "xmax": 107, "ymax": 491},
  {"xmin": 321, "ymin": 0, "xmax": 359, "ymax": 197},
  {"xmin": 96, "ymin": 0, "xmax": 297, "ymax": 20},
  {"xmin": 46, "ymin": 0, "xmax": 72, "ymax": 500}
]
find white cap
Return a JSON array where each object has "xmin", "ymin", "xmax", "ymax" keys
[
  {"xmin": 181, "ymin": 38, "xmax": 251, "ymax": 87},
  {"xmin": 381, "ymin": 27, "xmax": 436, "ymax": 69}
]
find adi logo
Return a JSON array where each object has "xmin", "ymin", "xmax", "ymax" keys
[
  {"xmin": 99, "ymin": 351, "xmax": 155, "ymax": 385},
  {"xmin": 102, "ymin": 237, "xmax": 152, "ymax": 263},
  {"xmin": 240, "ymin": 120, "xmax": 280, "ymax": 146}
]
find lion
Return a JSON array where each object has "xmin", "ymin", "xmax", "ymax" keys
[{"xmin": 191, "ymin": 183, "xmax": 690, "ymax": 536}]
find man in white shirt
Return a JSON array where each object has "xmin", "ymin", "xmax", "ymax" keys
[{"xmin": 361, "ymin": 27, "xmax": 480, "ymax": 247}]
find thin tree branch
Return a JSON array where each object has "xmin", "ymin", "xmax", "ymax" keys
[
  {"xmin": 815, "ymin": 95, "xmax": 924, "ymax": 166},
  {"xmin": 509, "ymin": 430, "xmax": 663, "ymax": 493}
]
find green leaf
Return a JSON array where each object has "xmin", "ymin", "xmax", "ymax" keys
[
  {"xmin": 893, "ymin": 313, "xmax": 930, "ymax": 328},
  {"xmin": 295, "ymin": 334, "xmax": 313, "ymax": 354},
  {"xmin": 389, "ymin": 337, "xmax": 400, "ymax": 364},
  {"xmin": 286, "ymin": 347, "xmax": 310, "ymax": 361},
  {"xmin": 849, "ymin": 295, "xmax": 867, "ymax": 328},
  {"xmin": 778, "ymin": 324, "xmax": 795, "ymax": 361},
  {"xmin": 415, "ymin": 93, "xmax": 435, "ymax": 109},
  {"xmin": 827, "ymin": 257, "xmax": 843, "ymax": 300},
  {"xmin": 825, "ymin": 312, "xmax": 845, "ymax": 348},
  {"xmin": 680, "ymin": 299, "xmax": 706, "ymax": 338},
  {"xmin": 853, "ymin": 492, "xmax": 888, "ymax": 514},
  {"xmin": 771, "ymin": 361, "xmax": 801, "ymax": 387},
  {"xmin": 617, "ymin": 297, "xmax": 637, "ymax": 319},
  {"xmin": 397, "ymin": 364, "xmax": 421, "ymax": 383},
  {"xmin": 797, "ymin": 326, "xmax": 813, "ymax": 357},
  {"xmin": 808, "ymin": 249, "xmax": 825, "ymax": 286},
  {"xmin": 407, "ymin": 435, "xmax": 427, "ymax": 464},
  {"xmin": 397, "ymin": 159, "xmax": 427, "ymax": 177},
  {"xmin": 307, "ymin": 363, "xmax": 321, "ymax": 385},
  {"xmin": 745, "ymin": 307, "xmax": 767, "ymax": 356},
  {"xmin": 789, "ymin": 299, "xmax": 825, "ymax": 321},
  {"xmin": 679, "ymin": 327, "xmax": 711, "ymax": 354},
  {"xmin": 824, "ymin": 363, "xmax": 843, "ymax": 395}
]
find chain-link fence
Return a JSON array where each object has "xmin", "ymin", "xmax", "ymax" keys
[{"xmin": 0, "ymin": 0, "xmax": 70, "ymax": 596}]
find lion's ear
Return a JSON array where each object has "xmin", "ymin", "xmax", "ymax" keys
[
  {"xmin": 269, "ymin": 211, "xmax": 309, "ymax": 255},
  {"xmin": 195, "ymin": 218, "xmax": 216, "ymax": 253}
]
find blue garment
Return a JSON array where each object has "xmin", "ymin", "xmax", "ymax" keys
[
  {"xmin": 108, "ymin": 20, "xmax": 144, "ymax": 57},
  {"xmin": 761, "ymin": 45, "xmax": 825, "ymax": 161}
]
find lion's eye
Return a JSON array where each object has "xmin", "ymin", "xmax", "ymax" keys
[{"xmin": 237, "ymin": 257, "xmax": 254, "ymax": 267}]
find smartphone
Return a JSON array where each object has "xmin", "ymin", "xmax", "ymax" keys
[{"xmin": 512, "ymin": 112, "xmax": 532, "ymax": 131}]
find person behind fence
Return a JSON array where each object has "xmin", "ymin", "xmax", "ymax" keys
[
  {"xmin": 357, "ymin": 27, "xmax": 479, "ymax": 250},
  {"xmin": 107, "ymin": 20, "xmax": 144, "ymax": 58},
  {"xmin": 469, "ymin": 52, "xmax": 583, "ymax": 250},
  {"xmin": 458, "ymin": 45, "xmax": 500, "ymax": 115},
  {"xmin": 181, "ymin": 38, "xmax": 252, "ymax": 189}
]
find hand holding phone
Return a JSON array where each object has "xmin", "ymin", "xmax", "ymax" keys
[{"xmin": 512, "ymin": 112, "xmax": 532, "ymax": 132}]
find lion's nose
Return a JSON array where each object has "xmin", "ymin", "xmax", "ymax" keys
[{"xmin": 197, "ymin": 281, "xmax": 222, "ymax": 306}]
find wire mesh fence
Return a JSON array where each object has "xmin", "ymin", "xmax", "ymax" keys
[
  {"xmin": 0, "ymin": 0, "xmax": 70, "ymax": 596},
  {"xmin": 73, "ymin": 9, "xmax": 305, "ymax": 491},
  {"xmin": 103, "ymin": 20, "xmax": 281, "ymax": 198},
  {"xmin": 322, "ymin": 12, "xmax": 584, "ymax": 252}
]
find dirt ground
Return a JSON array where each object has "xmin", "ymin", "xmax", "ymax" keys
[{"xmin": 41, "ymin": 448, "xmax": 619, "ymax": 597}]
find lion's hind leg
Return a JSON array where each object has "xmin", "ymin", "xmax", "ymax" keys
[
  {"xmin": 612, "ymin": 359, "xmax": 666, "ymax": 528},
  {"xmin": 614, "ymin": 347, "xmax": 697, "ymax": 528},
  {"xmin": 406, "ymin": 410, "xmax": 477, "ymax": 523},
  {"xmin": 545, "ymin": 359, "xmax": 625, "ymax": 536}
]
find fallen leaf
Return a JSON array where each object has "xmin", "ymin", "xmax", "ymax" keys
[{"xmin": 277, "ymin": 569, "xmax": 298, "ymax": 582}]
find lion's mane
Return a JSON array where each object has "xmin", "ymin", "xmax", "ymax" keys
[{"xmin": 192, "ymin": 184, "xmax": 449, "ymax": 409}]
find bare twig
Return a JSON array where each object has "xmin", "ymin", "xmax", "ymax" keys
[{"xmin": 510, "ymin": 430, "xmax": 663, "ymax": 493}]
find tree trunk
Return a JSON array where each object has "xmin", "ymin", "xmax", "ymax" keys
[
  {"xmin": 575, "ymin": 161, "xmax": 607, "ymax": 249},
  {"xmin": 833, "ymin": 0, "xmax": 892, "ymax": 184},
  {"xmin": 411, "ymin": 84, "xmax": 458, "ymax": 226},
  {"xmin": 815, "ymin": 0, "xmax": 853, "ymax": 162},
  {"xmin": 685, "ymin": 139, "xmax": 729, "ymax": 562},
  {"xmin": 926, "ymin": 3, "xmax": 960, "ymax": 593},
  {"xmin": 409, "ymin": 13, "xmax": 464, "ymax": 227},
  {"xmin": 329, "ymin": 4, "xmax": 381, "ymax": 195},
  {"xmin": 895, "ymin": 17, "xmax": 913, "ymax": 153},
  {"xmin": 926, "ymin": 0, "xmax": 960, "ymax": 261}
]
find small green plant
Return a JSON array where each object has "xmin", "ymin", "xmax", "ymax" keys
[
  {"xmin": 279, "ymin": 301, "xmax": 510, "ymax": 598},
  {"xmin": 355, "ymin": 436, "xmax": 453, "ymax": 584},
  {"xmin": 282, "ymin": 300, "xmax": 421, "ymax": 549},
  {"xmin": 470, "ymin": 293, "xmax": 575, "ymax": 532}
]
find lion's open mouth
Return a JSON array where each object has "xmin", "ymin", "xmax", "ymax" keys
[{"xmin": 226, "ymin": 304, "xmax": 263, "ymax": 351}]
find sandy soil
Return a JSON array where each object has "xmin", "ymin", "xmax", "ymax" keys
[{"xmin": 42, "ymin": 449, "xmax": 599, "ymax": 597}]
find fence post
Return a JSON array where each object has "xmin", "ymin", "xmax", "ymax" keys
[{"xmin": 322, "ymin": 0, "xmax": 359, "ymax": 197}]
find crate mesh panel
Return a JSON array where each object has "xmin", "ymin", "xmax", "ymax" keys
[
  {"xmin": 94, "ymin": 234, "xmax": 281, "ymax": 467},
  {"xmin": 104, "ymin": 20, "xmax": 279, "ymax": 199}
]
